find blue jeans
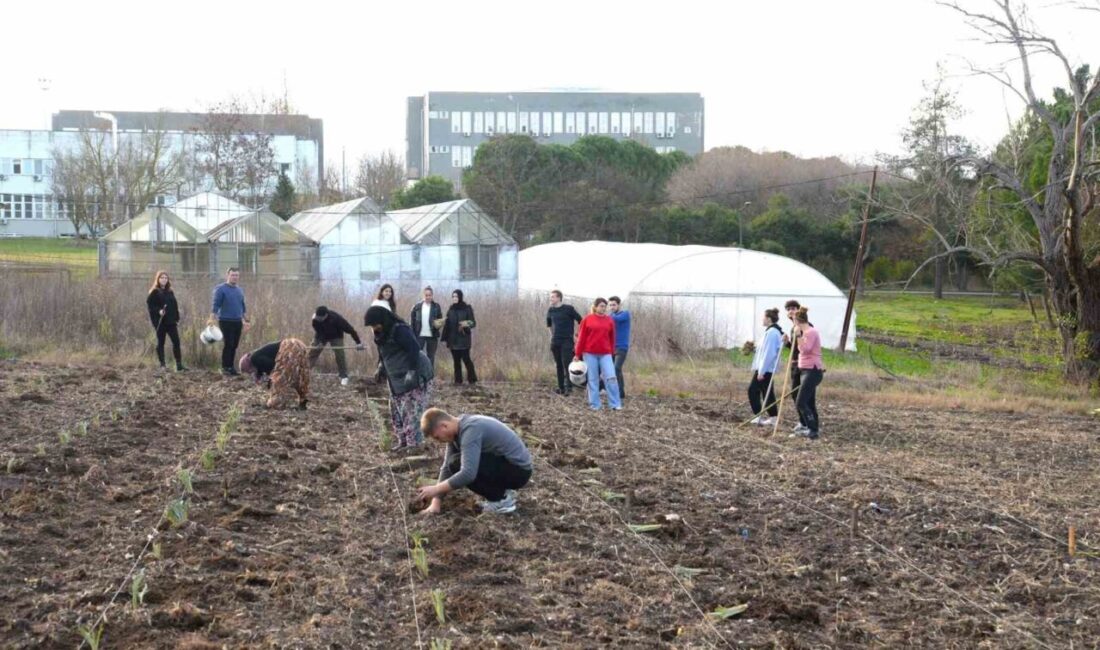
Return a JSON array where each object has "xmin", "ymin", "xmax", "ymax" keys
[{"xmin": 583, "ymin": 353, "xmax": 621, "ymax": 410}]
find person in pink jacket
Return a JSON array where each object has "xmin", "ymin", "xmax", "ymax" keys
[
  {"xmin": 573, "ymin": 298, "xmax": 621, "ymax": 411},
  {"xmin": 792, "ymin": 307, "xmax": 823, "ymax": 440}
]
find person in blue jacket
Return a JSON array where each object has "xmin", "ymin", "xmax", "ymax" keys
[
  {"xmin": 608, "ymin": 296, "xmax": 631, "ymax": 400},
  {"xmin": 208, "ymin": 267, "xmax": 250, "ymax": 376},
  {"xmin": 748, "ymin": 308, "xmax": 783, "ymax": 426}
]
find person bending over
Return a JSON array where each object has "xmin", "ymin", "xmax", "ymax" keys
[
  {"xmin": 416, "ymin": 408, "xmax": 532, "ymax": 515},
  {"xmin": 240, "ymin": 338, "xmax": 310, "ymax": 409}
]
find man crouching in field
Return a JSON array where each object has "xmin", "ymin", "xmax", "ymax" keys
[{"xmin": 416, "ymin": 408, "xmax": 533, "ymax": 514}]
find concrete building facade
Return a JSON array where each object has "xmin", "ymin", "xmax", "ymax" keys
[
  {"xmin": 406, "ymin": 91, "xmax": 704, "ymax": 186},
  {"xmin": 0, "ymin": 110, "xmax": 323, "ymax": 238}
]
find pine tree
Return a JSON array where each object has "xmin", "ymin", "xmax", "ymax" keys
[{"xmin": 271, "ymin": 172, "xmax": 296, "ymax": 219}]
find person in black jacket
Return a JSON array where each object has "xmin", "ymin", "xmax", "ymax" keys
[
  {"xmin": 366, "ymin": 305, "xmax": 433, "ymax": 450},
  {"xmin": 546, "ymin": 289, "xmax": 582, "ymax": 394},
  {"xmin": 146, "ymin": 270, "xmax": 185, "ymax": 372},
  {"xmin": 308, "ymin": 306, "xmax": 363, "ymax": 386},
  {"xmin": 441, "ymin": 289, "xmax": 478, "ymax": 385},
  {"xmin": 409, "ymin": 286, "xmax": 443, "ymax": 375},
  {"xmin": 240, "ymin": 338, "xmax": 310, "ymax": 409}
]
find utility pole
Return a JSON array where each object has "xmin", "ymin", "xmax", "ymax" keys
[{"xmin": 837, "ymin": 167, "xmax": 877, "ymax": 352}]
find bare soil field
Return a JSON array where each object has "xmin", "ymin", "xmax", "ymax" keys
[{"xmin": 1, "ymin": 360, "xmax": 1097, "ymax": 648}]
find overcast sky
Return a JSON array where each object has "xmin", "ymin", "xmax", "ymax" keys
[{"xmin": 4, "ymin": 0, "xmax": 1097, "ymax": 169}]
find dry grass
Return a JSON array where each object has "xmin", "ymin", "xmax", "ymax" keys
[{"xmin": 2, "ymin": 271, "xmax": 1094, "ymax": 416}]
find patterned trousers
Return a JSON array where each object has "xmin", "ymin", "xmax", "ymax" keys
[{"xmin": 268, "ymin": 338, "xmax": 311, "ymax": 409}]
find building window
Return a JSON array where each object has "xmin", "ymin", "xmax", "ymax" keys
[
  {"xmin": 12, "ymin": 159, "xmax": 22, "ymax": 175},
  {"xmin": 554, "ymin": 112, "xmax": 564, "ymax": 133},
  {"xmin": 474, "ymin": 111, "xmax": 484, "ymax": 133},
  {"xmin": 439, "ymin": 145, "xmax": 450, "ymax": 153},
  {"xmin": 429, "ymin": 111, "xmax": 439, "ymax": 119},
  {"xmin": 460, "ymin": 244, "xmax": 498, "ymax": 279},
  {"xmin": 280, "ymin": 162, "xmax": 290, "ymax": 174},
  {"xmin": 621, "ymin": 112, "xmax": 632, "ymax": 135},
  {"xmin": 519, "ymin": 111, "xmax": 529, "ymax": 133},
  {"xmin": 461, "ymin": 145, "xmax": 473, "ymax": 167},
  {"xmin": 598, "ymin": 112, "xmax": 609, "ymax": 133},
  {"xmin": 530, "ymin": 111, "xmax": 540, "ymax": 135},
  {"xmin": 643, "ymin": 112, "xmax": 654, "ymax": 134},
  {"xmin": 565, "ymin": 112, "xmax": 575, "ymax": 133},
  {"xmin": 588, "ymin": 112, "xmax": 598, "ymax": 134},
  {"xmin": 611, "ymin": 112, "xmax": 620, "ymax": 133},
  {"xmin": 485, "ymin": 111, "xmax": 495, "ymax": 133},
  {"xmin": 633, "ymin": 112, "xmax": 643, "ymax": 134},
  {"xmin": 666, "ymin": 112, "xmax": 676, "ymax": 135},
  {"xmin": 542, "ymin": 112, "xmax": 552, "ymax": 135},
  {"xmin": 684, "ymin": 126, "xmax": 692, "ymax": 134},
  {"xmin": 655, "ymin": 112, "xmax": 666, "ymax": 136},
  {"xmin": 461, "ymin": 111, "xmax": 472, "ymax": 134},
  {"xmin": 575, "ymin": 112, "xmax": 586, "ymax": 135},
  {"xmin": 451, "ymin": 112, "xmax": 462, "ymax": 133},
  {"xmin": 1, "ymin": 194, "xmax": 11, "ymax": 219},
  {"xmin": 506, "ymin": 112, "xmax": 516, "ymax": 133},
  {"xmin": 34, "ymin": 159, "xmax": 45, "ymax": 175},
  {"xmin": 452, "ymin": 148, "xmax": 463, "ymax": 167}
]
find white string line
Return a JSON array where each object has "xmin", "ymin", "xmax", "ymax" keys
[
  {"xmin": 642, "ymin": 434, "xmax": 1058, "ymax": 650},
  {"xmin": 79, "ymin": 397, "xmax": 246, "ymax": 647},
  {"xmin": 386, "ymin": 465, "xmax": 426, "ymax": 650},
  {"xmin": 534, "ymin": 441, "xmax": 731, "ymax": 650}
]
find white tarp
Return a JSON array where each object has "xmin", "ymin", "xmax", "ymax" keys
[{"xmin": 518, "ymin": 241, "xmax": 856, "ymax": 350}]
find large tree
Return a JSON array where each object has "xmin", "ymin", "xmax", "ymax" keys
[
  {"xmin": 390, "ymin": 176, "xmax": 458, "ymax": 210},
  {"xmin": 942, "ymin": 0, "xmax": 1100, "ymax": 380},
  {"xmin": 354, "ymin": 150, "xmax": 406, "ymax": 207},
  {"xmin": 196, "ymin": 97, "xmax": 278, "ymax": 206},
  {"xmin": 884, "ymin": 70, "xmax": 977, "ymax": 298}
]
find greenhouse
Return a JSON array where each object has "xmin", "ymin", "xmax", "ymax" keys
[{"xmin": 518, "ymin": 241, "xmax": 856, "ymax": 350}]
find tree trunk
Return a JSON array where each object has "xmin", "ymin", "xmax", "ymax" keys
[
  {"xmin": 955, "ymin": 263, "xmax": 969, "ymax": 292},
  {"xmin": 933, "ymin": 255, "xmax": 945, "ymax": 300},
  {"xmin": 1077, "ymin": 265, "xmax": 1100, "ymax": 382}
]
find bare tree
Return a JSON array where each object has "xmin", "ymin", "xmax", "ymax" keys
[
  {"xmin": 353, "ymin": 150, "xmax": 406, "ymax": 207},
  {"xmin": 49, "ymin": 115, "xmax": 184, "ymax": 233},
  {"xmin": 940, "ymin": 0, "xmax": 1100, "ymax": 379},
  {"xmin": 195, "ymin": 97, "xmax": 278, "ymax": 206}
]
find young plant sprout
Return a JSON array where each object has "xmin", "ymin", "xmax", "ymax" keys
[{"xmin": 431, "ymin": 589, "xmax": 446, "ymax": 624}]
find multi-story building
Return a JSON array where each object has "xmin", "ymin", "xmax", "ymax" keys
[
  {"xmin": 406, "ymin": 91, "xmax": 704, "ymax": 187},
  {"xmin": 0, "ymin": 110, "xmax": 323, "ymax": 238}
]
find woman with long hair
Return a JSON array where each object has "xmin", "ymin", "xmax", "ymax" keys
[
  {"xmin": 146, "ymin": 270, "xmax": 185, "ymax": 372},
  {"xmin": 748, "ymin": 308, "xmax": 783, "ymax": 426},
  {"xmin": 440, "ymin": 289, "xmax": 478, "ymax": 385},
  {"xmin": 792, "ymin": 307, "xmax": 823, "ymax": 440},
  {"xmin": 574, "ymin": 298, "xmax": 621, "ymax": 411},
  {"xmin": 369, "ymin": 284, "xmax": 397, "ymax": 381},
  {"xmin": 365, "ymin": 305, "xmax": 433, "ymax": 450}
]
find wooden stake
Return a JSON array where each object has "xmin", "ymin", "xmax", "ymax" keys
[
  {"xmin": 838, "ymin": 167, "xmax": 878, "ymax": 353},
  {"xmin": 772, "ymin": 334, "xmax": 798, "ymax": 436},
  {"xmin": 1069, "ymin": 526, "xmax": 1077, "ymax": 558}
]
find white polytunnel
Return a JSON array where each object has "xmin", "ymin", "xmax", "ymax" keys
[{"xmin": 518, "ymin": 241, "xmax": 856, "ymax": 350}]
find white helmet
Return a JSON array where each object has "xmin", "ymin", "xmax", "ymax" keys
[
  {"xmin": 568, "ymin": 360, "xmax": 588, "ymax": 387},
  {"xmin": 200, "ymin": 324, "xmax": 223, "ymax": 345}
]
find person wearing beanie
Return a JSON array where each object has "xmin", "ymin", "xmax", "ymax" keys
[
  {"xmin": 365, "ymin": 305, "xmax": 434, "ymax": 450},
  {"xmin": 240, "ymin": 338, "xmax": 310, "ymax": 409},
  {"xmin": 574, "ymin": 297, "xmax": 621, "ymax": 411},
  {"xmin": 308, "ymin": 306, "xmax": 363, "ymax": 386},
  {"xmin": 440, "ymin": 289, "xmax": 478, "ymax": 385}
]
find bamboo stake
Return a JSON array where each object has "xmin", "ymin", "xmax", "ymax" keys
[
  {"xmin": 1069, "ymin": 526, "xmax": 1077, "ymax": 558},
  {"xmin": 771, "ymin": 333, "xmax": 799, "ymax": 436}
]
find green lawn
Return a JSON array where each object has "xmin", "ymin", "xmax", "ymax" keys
[
  {"xmin": 0, "ymin": 237, "xmax": 98, "ymax": 268},
  {"xmin": 856, "ymin": 292, "xmax": 1043, "ymax": 346}
]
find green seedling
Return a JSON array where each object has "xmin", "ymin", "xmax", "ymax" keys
[
  {"xmin": 6, "ymin": 457, "xmax": 21, "ymax": 474},
  {"xmin": 151, "ymin": 542, "xmax": 163, "ymax": 560},
  {"xmin": 577, "ymin": 467, "xmax": 602, "ymax": 475},
  {"xmin": 430, "ymin": 639, "xmax": 453, "ymax": 650},
  {"xmin": 36, "ymin": 443, "xmax": 46, "ymax": 457},
  {"xmin": 165, "ymin": 498, "xmax": 189, "ymax": 528},
  {"xmin": 411, "ymin": 533, "xmax": 429, "ymax": 578},
  {"xmin": 91, "ymin": 414, "xmax": 101, "ymax": 428},
  {"xmin": 177, "ymin": 468, "xmax": 194, "ymax": 495},
  {"xmin": 646, "ymin": 388, "xmax": 659, "ymax": 398},
  {"xmin": 78, "ymin": 623, "xmax": 104, "ymax": 650},
  {"xmin": 215, "ymin": 429, "xmax": 231, "ymax": 454},
  {"xmin": 600, "ymin": 490, "xmax": 627, "ymax": 502},
  {"xmin": 130, "ymin": 569, "xmax": 147, "ymax": 609},
  {"xmin": 673, "ymin": 566, "xmax": 707, "ymax": 579},
  {"xmin": 110, "ymin": 409, "xmax": 120, "ymax": 422},
  {"xmin": 708, "ymin": 603, "xmax": 749, "ymax": 620},
  {"xmin": 200, "ymin": 449, "xmax": 217, "ymax": 471},
  {"xmin": 77, "ymin": 421, "xmax": 89, "ymax": 437},
  {"xmin": 430, "ymin": 589, "xmax": 446, "ymax": 624},
  {"xmin": 223, "ymin": 405, "xmax": 241, "ymax": 431},
  {"xmin": 627, "ymin": 523, "xmax": 663, "ymax": 533},
  {"xmin": 415, "ymin": 476, "xmax": 435, "ymax": 488},
  {"xmin": 58, "ymin": 429, "xmax": 72, "ymax": 445}
]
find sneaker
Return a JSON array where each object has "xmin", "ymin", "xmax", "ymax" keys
[
  {"xmin": 788, "ymin": 430, "xmax": 807, "ymax": 439},
  {"xmin": 340, "ymin": 377, "xmax": 350, "ymax": 386},
  {"xmin": 480, "ymin": 493, "xmax": 517, "ymax": 514},
  {"xmin": 505, "ymin": 489, "xmax": 518, "ymax": 501},
  {"xmin": 175, "ymin": 364, "xmax": 187, "ymax": 372},
  {"xmin": 750, "ymin": 416, "xmax": 762, "ymax": 425},
  {"xmin": 805, "ymin": 431, "xmax": 820, "ymax": 441},
  {"xmin": 759, "ymin": 416, "xmax": 774, "ymax": 427}
]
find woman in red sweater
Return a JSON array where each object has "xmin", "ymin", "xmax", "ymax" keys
[{"xmin": 574, "ymin": 298, "xmax": 622, "ymax": 410}]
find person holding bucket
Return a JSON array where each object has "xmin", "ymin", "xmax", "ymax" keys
[{"xmin": 208, "ymin": 267, "xmax": 250, "ymax": 376}]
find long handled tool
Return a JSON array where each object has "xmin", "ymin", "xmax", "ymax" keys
[{"xmin": 771, "ymin": 333, "xmax": 799, "ymax": 436}]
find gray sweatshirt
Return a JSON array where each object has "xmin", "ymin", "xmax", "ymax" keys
[{"xmin": 439, "ymin": 415, "xmax": 533, "ymax": 488}]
